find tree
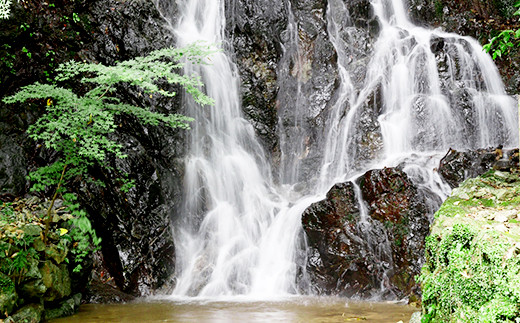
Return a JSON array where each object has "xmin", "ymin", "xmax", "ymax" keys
[{"xmin": 2, "ymin": 43, "xmax": 215, "ymax": 250}]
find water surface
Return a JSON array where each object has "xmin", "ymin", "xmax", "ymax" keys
[{"xmin": 50, "ymin": 296, "xmax": 417, "ymax": 323}]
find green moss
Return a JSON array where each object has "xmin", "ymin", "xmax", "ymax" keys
[
  {"xmin": 419, "ymin": 171, "xmax": 520, "ymax": 322},
  {"xmin": 0, "ymin": 273, "xmax": 14, "ymax": 293},
  {"xmin": 434, "ymin": 0, "xmax": 444, "ymax": 18}
]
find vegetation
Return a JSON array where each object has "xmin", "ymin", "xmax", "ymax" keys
[
  {"xmin": 483, "ymin": 1, "xmax": 520, "ymax": 59},
  {"xmin": 419, "ymin": 170, "xmax": 520, "ymax": 322},
  {"xmin": 3, "ymin": 43, "xmax": 214, "ymax": 248}
]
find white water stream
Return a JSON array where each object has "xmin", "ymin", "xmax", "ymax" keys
[{"xmin": 159, "ymin": 0, "xmax": 518, "ymax": 298}]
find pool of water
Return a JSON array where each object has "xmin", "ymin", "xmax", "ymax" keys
[{"xmin": 49, "ymin": 296, "xmax": 418, "ymax": 323}]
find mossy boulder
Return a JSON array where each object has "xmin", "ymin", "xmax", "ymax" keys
[
  {"xmin": 44, "ymin": 293, "xmax": 81, "ymax": 321},
  {"xmin": 0, "ymin": 272, "xmax": 17, "ymax": 315},
  {"xmin": 419, "ymin": 170, "xmax": 520, "ymax": 322},
  {"xmin": 40, "ymin": 261, "xmax": 72, "ymax": 302},
  {"xmin": 5, "ymin": 303, "xmax": 44, "ymax": 323}
]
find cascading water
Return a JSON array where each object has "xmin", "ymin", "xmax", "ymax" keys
[
  {"xmin": 159, "ymin": 0, "xmax": 518, "ymax": 299},
  {"xmin": 167, "ymin": 0, "xmax": 311, "ymax": 298}
]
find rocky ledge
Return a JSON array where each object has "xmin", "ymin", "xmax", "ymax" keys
[{"xmin": 419, "ymin": 170, "xmax": 520, "ymax": 322}]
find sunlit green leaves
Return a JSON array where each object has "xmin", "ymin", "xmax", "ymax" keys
[
  {"xmin": 2, "ymin": 44, "xmax": 215, "ymax": 269},
  {"xmin": 484, "ymin": 1, "xmax": 520, "ymax": 60},
  {"xmin": 3, "ymin": 43, "xmax": 214, "ymax": 194}
]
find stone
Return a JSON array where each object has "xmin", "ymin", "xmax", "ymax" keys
[
  {"xmin": 44, "ymin": 242, "xmax": 68, "ymax": 264},
  {"xmin": 0, "ymin": 273, "xmax": 17, "ymax": 316},
  {"xmin": 44, "ymin": 297, "xmax": 76, "ymax": 321},
  {"xmin": 40, "ymin": 261, "xmax": 71, "ymax": 302},
  {"xmin": 302, "ymin": 166, "xmax": 432, "ymax": 299},
  {"xmin": 4, "ymin": 303, "xmax": 43, "ymax": 323},
  {"xmin": 19, "ymin": 279, "xmax": 47, "ymax": 299}
]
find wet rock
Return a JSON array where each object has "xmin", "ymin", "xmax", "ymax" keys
[
  {"xmin": 44, "ymin": 293, "xmax": 81, "ymax": 321},
  {"xmin": 302, "ymin": 167, "xmax": 431, "ymax": 299},
  {"xmin": 226, "ymin": 0, "xmax": 287, "ymax": 153},
  {"xmin": 0, "ymin": 135, "xmax": 27, "ymax": 198},
  {"xmin": 408, "ymin": 0, "xmax": 520, "ymax": 94},
  {"xmin": 276, "ymin": 0, "xmax": 340, "ymax": 184},
  {"xmin": 5, "ymin": 303, "xmax": 43, "ymax": 323},
  {"xmin": 302, "ymin": 182, "xmax": 374, "ymax": 296},
  {"xmin": 438, "ymin": 147, "xmax": 518, "ymax": 188},
  {"xmin": 359, "ymin": 167, "xmax": 430, "ymax": 297},
  {"xmin": 84, "ymin": 280, "xmax": 136, "ymax": 304}
]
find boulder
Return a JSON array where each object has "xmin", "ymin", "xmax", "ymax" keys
[
  {"xmin": 44, "ymin": 293, "xmax": 81, "ymax": 321},
  {"xmin": 438, "ymin": 147, "xmax": 518, "ymax": 188},
  {"xmin": 0, "ymin": 273, "xmax": 17, "ymax": 316},
  {"xmin": 40, "ymin": 261, "xmax": 71, "ymax": 302},
  {"xmin": 5, "ymin": 303, "xmax": 43, "ymax": 323},
  {"xmin": 302, "ymin": 167, "xmax": 431, "ymax": 299}
]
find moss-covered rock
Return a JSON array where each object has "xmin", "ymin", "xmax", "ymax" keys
[
  {"xmin": 0, "ymin": 272, "xmax": 17, "ymax": 315},
  {"xmin": 0, "ymin": 197, "xmax": 93, "ymax": 321},
  {"xmin": 40, "ymin": 261, "xmax": 72, "ymax": 302},
  {"xmin": 5, "ymin": 303, "xmax": 44, "ymax": 323},
  {"xmin": 44, "ymin": 293, "xmax": 81, "ymax": 321},
  {"xmin": 419, "ymin": 170, "xmax": 520, "ymax": 322}
]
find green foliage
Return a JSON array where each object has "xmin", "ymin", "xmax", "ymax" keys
[
  {"xmin": 483, "ymin": 1, "xmax": 520, "ymax": 59},
  {"xmin": 0, "ymin": 273, "xmax": 14, "ymax": 293},
  {"xmin": 61, "ymin": 193, "xmax": 100, "ymax": 273},
  {"xmin": 3, "ymin": 44, "xmax": 214, "ymax": 194},
  {"xmin": 2, "ymin": 43, "xmax": 214, "ymax": 273}
]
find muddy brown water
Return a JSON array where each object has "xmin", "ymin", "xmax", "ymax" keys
[{"xmin": 49, "ymin": 296, "xmax": 418, "ymax": 323}]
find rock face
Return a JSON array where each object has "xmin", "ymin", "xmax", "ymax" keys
[
  {"xmin": 1, "ymin": 0, "xmax": 518, "ymax": 302},
  {"xmin": 408, "ymin": 0, "xmax": 520, "ymax": 93},
  {"xmin": 225, "ymin": 0, "xmax": 287, "ymax": 153},
  {"xmin": 438, "ymin": 147, "xmax": 519, "ymax": 188},
  {"xmin": 302, "ymin": 167, "xmax": 431, "ymax": 299},
  {"xmin": 1, "ymin": 0, "xmax": 183, "ymax": 297}
]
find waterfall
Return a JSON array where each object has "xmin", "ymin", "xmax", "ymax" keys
[
  {"xmin": 158, "ymin": 0, "xmax": 518, "ymax": 299},
  {"xmin": 167, "ymin": 0, "xmax": 311, "ymax": 298}
]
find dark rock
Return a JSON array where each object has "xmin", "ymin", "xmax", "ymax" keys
[
  {"xmin": 0, "ymin": 135, "xmax": 27, "ymax": 198},
  {"xmin": 276, "ymin": 0, "xmax": 340, "ymax": 184},
  {"xmin": 302, "ymin": 167, "xmax": 431, "ymax": 299},
  {"xmin": 1, "ymin": 0, "xmax": 182, "ymax": 298},
  {"xmin": 302, "ymin": 182, "xmax": 375, "ymax": 296},
  {"xmin": 438, "ymin": 147, "xmax": 518, "ymax": 188},
  {"xmin": 408, "ymin": 0, "xmax": 520, "ymax": 94},
  {"xmin": 84, "ymin": 280, "xmax": 136, "ymax": 304},
  {"xmin": 44, "ymin": 293, "xmax": 81, "ymax": 321},
  {"xmin": 225, "ymin": 0, "xmax": 287, "ymax": 153},
  {"xmin": 5, "ymin": 303, "xmax": 43, "ymax": 323}
]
